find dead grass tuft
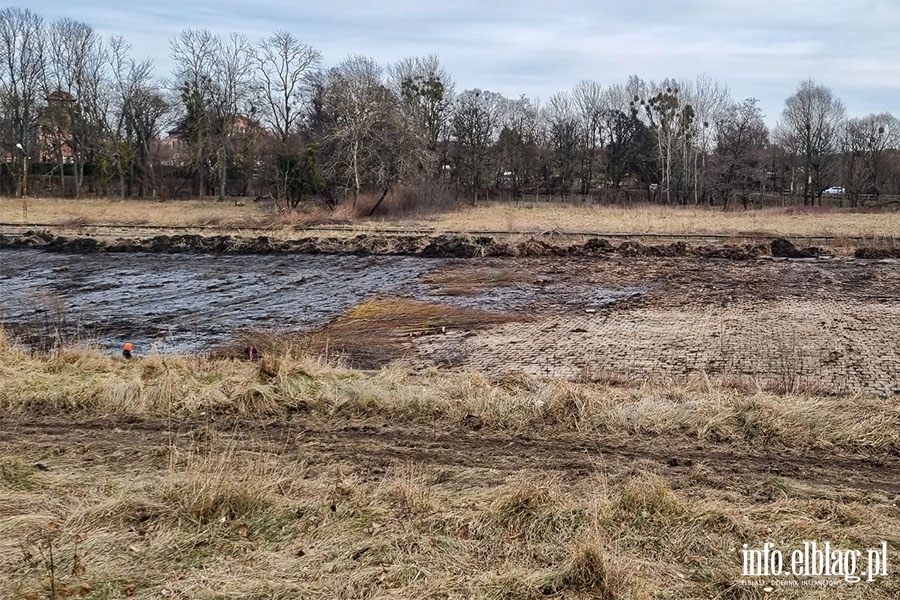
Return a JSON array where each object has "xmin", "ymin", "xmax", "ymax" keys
[
  {"xmin": 558, "ymin": 539, "xmax": 648, "ymax": 598},
  {"xmin": 485, "ymin": 475, "xmax": 564, "ymax": 537},
  {"xmin": 376, "ymin": 465, "xmax": 434, "ymax": 517},
  {"xmin": 616, "ymin": 471, "xmax": 683, "ymax": 520},
  {"xmin": 162, "ymin": 447, "xmax": 286, "ymax": 526},
  {"xmin": 0, "ymin": 456, "xmax": 37, "ymax": 491}
]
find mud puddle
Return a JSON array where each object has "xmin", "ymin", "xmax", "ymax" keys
[{"xmin": 0, "ymin": 250, "xmax": 442, "ymax": 354}]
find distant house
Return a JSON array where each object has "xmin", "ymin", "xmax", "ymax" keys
[
  {"xmin": 160, "ymin": 115, "xmax": 265, "ymax": 167},
  {"xmin": 37, "ymin": 90, "xmax": 76, "ymax": 163},
  {"xmin": 161, "ymin": 125, "xmax": 190, "ymax": 166}
]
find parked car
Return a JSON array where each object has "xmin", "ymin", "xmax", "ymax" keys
[{"xmin": 823, "ymin": 186, "xmax": 845, "ymax": 195}]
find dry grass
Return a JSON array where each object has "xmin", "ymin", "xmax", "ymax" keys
[
  {"xmin": 422, "ymin": 265, "xmax": 535, "ymax": 297},
  {"xmin": 409, "ymin": 203, "xmax": 900, "ymax": 238},
  {"xmin": 6, "ymin": 197, "xmax": 900, "ymax": 239},
  {"xmin": 0, "ymin": 197, "xmax": 274, "ymax": 228},
  {"xmin": 2, "ymin": 341, "xmax": 899, "ymax": 453},
  {"xmin": 2, "ymin": 343, "xmax": 900, "ymax": 598},
  {"xmin": 289, "ymin": 297, "xmax": 522, "ymax": 368},
  {"xmin": 2, "ymin": 428, "xmax": 898, "ymax": 598}
]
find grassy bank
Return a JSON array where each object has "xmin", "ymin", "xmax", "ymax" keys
[
  {"xmin": 2, "ymin": 343, "xmax": 899, "ymax": 452},
  {"xmin": 2, "ymin": 342, "xmax": 900, "ymax": 599}
]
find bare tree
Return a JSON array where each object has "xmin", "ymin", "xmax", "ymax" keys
[
  {"xmin": 573, "ymin": 80, "xmax": 603, "ymax": 195},
  {"xmin": 46, "ymin": 18, "xmax": 108, "ymax": 197},
  {"xmin": 640, "ymin": 81, "xmax": 693, "ymax": 203},
  {"xmin": 450, "ymin": 89, "xmax": 506, "ymax": 202},
  {"xmin": 843, "ymin": 113, "xmax": 900, "ymax": 204},
  {"xmin": 253, "ymin": 30, "xmax": 320, "ymax": 144},
  {"xmin": 713, "ymin": 97, "xmax": 769, "ymax": 209},
  {"xmin": 0, "ymin": 7, "xmax": 45, "ymax": 197},
  {"xmin": 680, "ymin": 75, "xmax": 730, "ymax": 204},
  {"xmin": 211, "ymin": 33, "xmax": 253, "ymax": 200},
  {"xmin": 315, "ymin": 55, "xmax": 391, "ymax": 210},
  {"xmin": 170, "ymin": 29, "xmax": 218, "ymax": 198},
  {"xmin": 545, "ymin": 91, "xmax": 580, "ymax": 196},
  {"xmin": 110, "ymin": 37, "xmax": 168, "ymax": 198},
  {"xmin": 390, "ymin": 54, "xmax": 454, "ymax": 177},
  {"xmin": 776, "ymin": 79, "xmax": 845, "ymax": 205},
  {"xmin": 497, "ymin": 94, "xmax": 540, "ymax": 197}
]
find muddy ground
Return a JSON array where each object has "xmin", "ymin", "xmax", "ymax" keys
[
  {"xmin": 4, "ymin": 414, "xmax": 900, "ymax": 500},
  {"xmin": 407, "ymin": 256, "xmax": 900, "ymax": 396},
  {"xmin": 4, "ymin": 246, "xmax": 900, "ymax": 395},
  {"xmin": 0, "ymin": 250, "xmax": 437, "ymax": 353}
]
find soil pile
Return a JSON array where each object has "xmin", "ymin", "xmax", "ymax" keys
[
  {"xmin": 0, "ymin": 230, "xmax": 838, "ymax": 260},
  {"xmin": 771, "ymin": 237, "xmax": 822, "ymax": 258}
]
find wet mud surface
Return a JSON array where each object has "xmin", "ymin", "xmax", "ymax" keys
[
  {"xmin": 0, "ymin": 250, "xmax": 439, "ymax": 353},
  {"xmin": 410, "ymin": 256, "xmax": 900, "ymax": 395},
  {"xmin": 4, "ymin": 245, "xmax": 900, "ymax": 396}
]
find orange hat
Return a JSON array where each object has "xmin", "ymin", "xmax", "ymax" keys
[{"xmin": 123, "ymin": 343, "xmax": 133, "ymax": 352}]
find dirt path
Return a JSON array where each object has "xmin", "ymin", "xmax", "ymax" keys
[{"xmin": 4, "ymin": 416, "xmax": 899, "ymax": 496}]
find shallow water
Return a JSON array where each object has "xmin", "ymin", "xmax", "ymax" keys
[{"xmin": 0, "ymin": 250, "xmax": 440, "ymax": 354}]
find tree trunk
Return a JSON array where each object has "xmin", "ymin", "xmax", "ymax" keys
[
  {"xmin": 367, "ymin": 186, "xmax": 391, "ymax": 217},
  {"xmin": 199, "ymin": 159, "xmax": 206, "ymax": 199},
  {"xmin": 351, "ymin": 137, "xmax": 360, "ymax": 212},
  {"xmin": 218, "ymin": 147, "xmax": 227, "ymax": 200},
  {"xmin": 74, "ymin": 156, "xmax": 83, "ymax": 199},
  {"xmin": 118, "ymin": 159, "xmax": 126, "ymax": 199},
  {"xmin": 56, "ymin": 148, "xmax": 66, "ymax": 197}
]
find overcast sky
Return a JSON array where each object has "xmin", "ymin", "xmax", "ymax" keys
[{"xmin": 25, "ymin": 0, "xmax": 900, "ymax": 126}]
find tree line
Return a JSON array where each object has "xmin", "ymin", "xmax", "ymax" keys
[{"xmin": 2, "ymin": 6, "xmax": 899, "ymax": 211}]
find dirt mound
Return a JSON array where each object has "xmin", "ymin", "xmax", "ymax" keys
[
  {"xmin": 511, "ymin": 239, "xmax": 565, "ymax": 257},
  {"xmin": 694, "ymin": 243, "xmax": 768, "ymax": 259},
  {"xmin": 0, "ymin": 229, "xmax": 829, "ymax": 261},
  {"xmin": 771, "ymin": 237, "xmax": 821, "ymax": 258},
  {"xmin": 615, "ymin": 241, "xmax": 692, "ymax": 257},
  {"xmin": 579, "ymin": 238, "xmax": 614, "ymax": 255},
  {"xmin": 855, "ymin": 247, "xmax": 900, "ymax": 259},
  {"xmin": 421, "ymin": 234, "xmax": 485, "ymax": 258}
]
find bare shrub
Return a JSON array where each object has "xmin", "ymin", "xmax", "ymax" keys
[{"xmin": 350, "ymin": 182, "xmax": 460, "ymax": 220}]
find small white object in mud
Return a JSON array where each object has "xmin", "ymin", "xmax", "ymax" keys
[{"xmin": 585, "ymin": 308, "xmax": 596, "ymax": 314}]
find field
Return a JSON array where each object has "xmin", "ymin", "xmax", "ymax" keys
[
  {"xmin": 5, "ymin": 196, "xmax": 900, "ymax": 239},
  {"xmin": 3, "ymin": 200, "xmax": 900, "ymax": 598}
]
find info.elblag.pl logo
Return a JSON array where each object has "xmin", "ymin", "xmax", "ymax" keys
[{"xmin": 741, "ymin": 541, "xmax": 890, "ymax": 586}]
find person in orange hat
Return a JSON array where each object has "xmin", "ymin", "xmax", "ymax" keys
[{"xmin": 123, "ymin": 342, "xmax": 134, "ymax": 360}]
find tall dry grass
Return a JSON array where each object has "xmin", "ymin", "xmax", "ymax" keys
[
  {"xmin": 3, "ymin": 338, "xmax": 900, "ymax": 598},
  {"xmin": 1, "ymin": 340, "xmax": 899, "ymax": 454},
  {"xmin": 6, "ymin": 196, "xmax": 900, "ymax": 239},
  {"xmin": 0, "ymin": 197, "xmax": 275, "ymax": 227},
  {"xmin": 414, "ymin": 203, "xmax": 900, "ymax": 238},
  {"xmin": 4, "ymin": 435, "xmax": 898, "ymax": 598}
]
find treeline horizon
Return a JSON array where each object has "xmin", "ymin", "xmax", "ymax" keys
[{"xmin": 2, "ymin": 6, "xmax": 899, "ymax": 213}]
